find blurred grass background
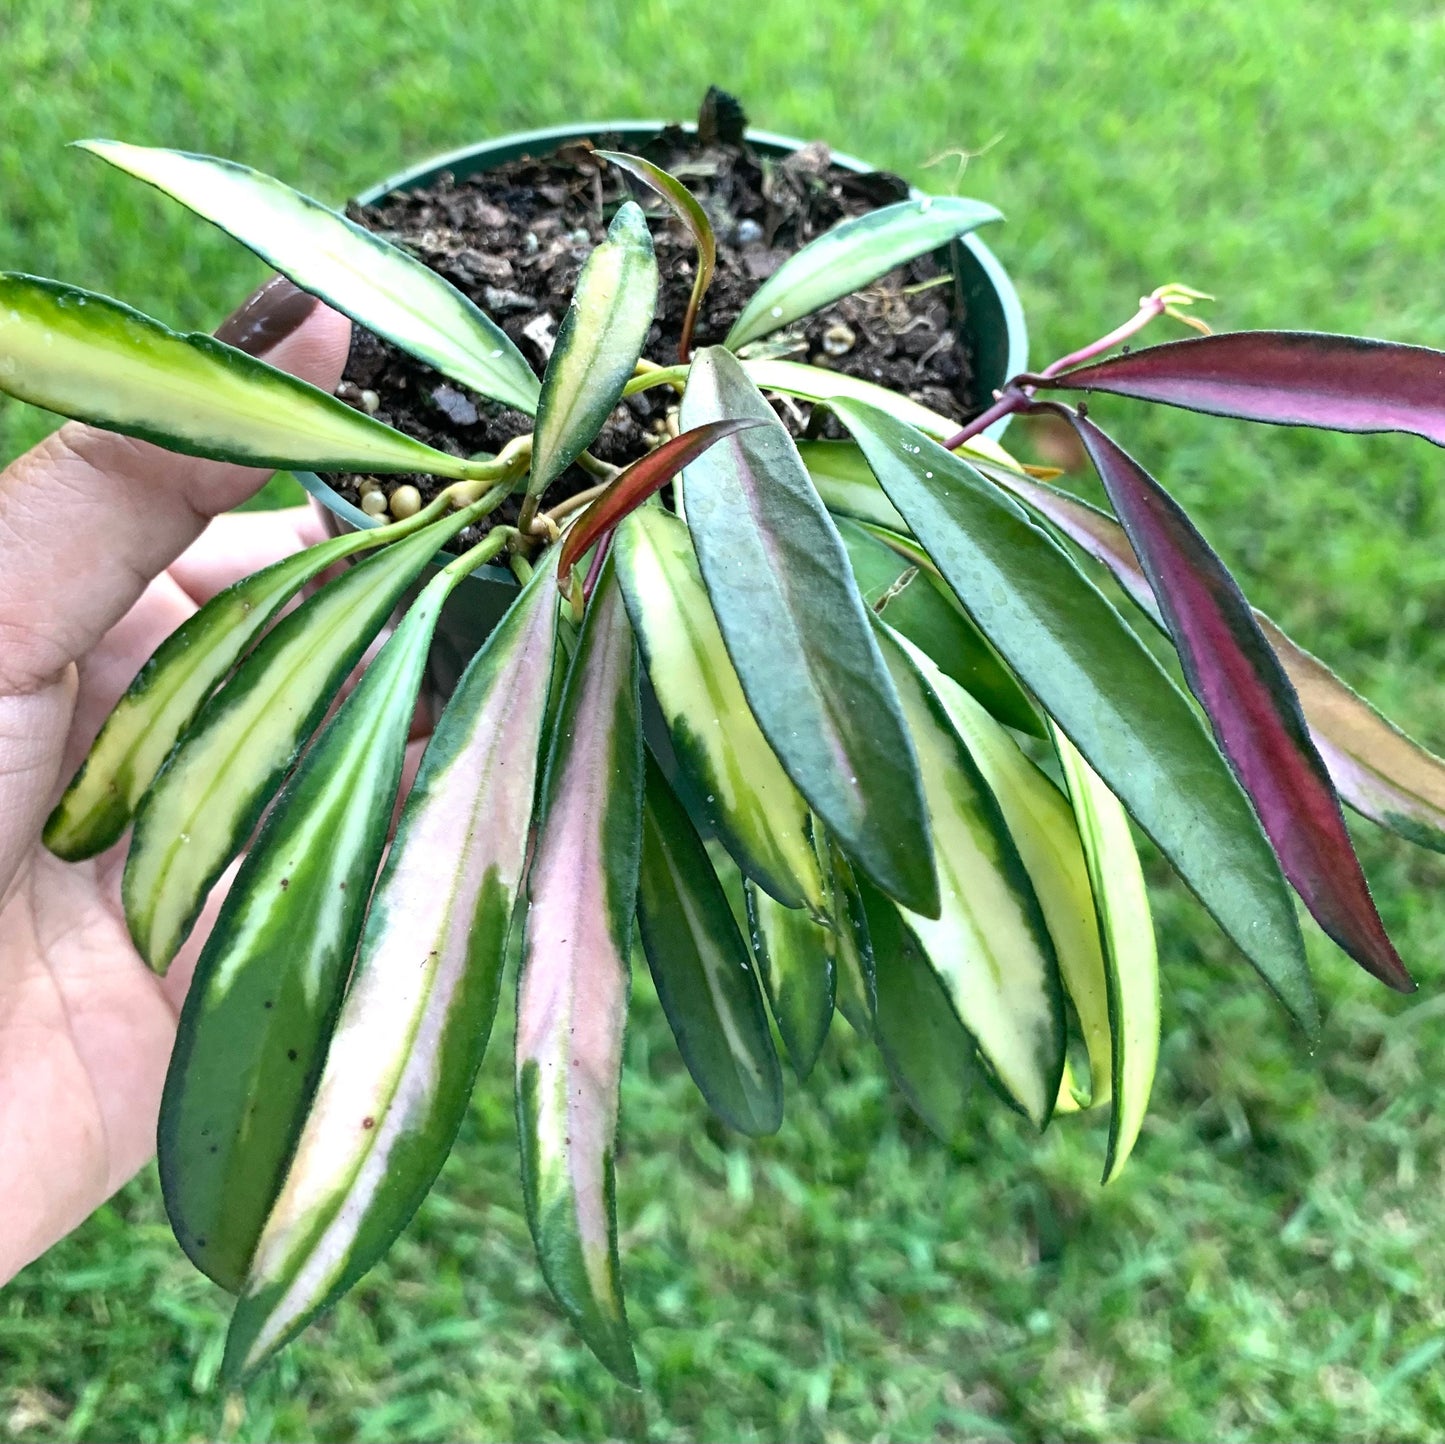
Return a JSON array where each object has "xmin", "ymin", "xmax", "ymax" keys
[{"xmin": 4, "ymin": 1, "xmax": 1445, "ymax": 1439}]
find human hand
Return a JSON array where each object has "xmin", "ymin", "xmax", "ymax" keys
[{"xmin": 0, "ymin": 279, "xmax": 351, "ymax": 1283}]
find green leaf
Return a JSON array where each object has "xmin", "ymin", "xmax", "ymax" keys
[
  {"xmin": 834, "ymin": 514, "xmax": 1042, "ymax": 737},
  {"xmin": 0, "ymin": 273, "xmax": 484, "ymax": 476},
  {"xmin": 596, "ymin": 151, "xmax": 715, "ymax": 359},
  {"xmin": 824, "ymin": 839, "xmax": 878, "ymax": 1038},
  {"xmin": 678, "ymin": 347, "xmax": 937, "ymax": 917},
  {"xmin": 1052, "ymin": 727, "xmax": 1161, "ymax": 1182},
  {"xmin": 158, "ymin": 548, "xmax": 479, "ymax": 1292},
  {"xmin": 45, "ymin": 524, "xmax": 394, "ymax": 861},
  {"xmin": 860, "ymin": 875, "xmax": 980, "ymax": 1145},
  {"xmin": 743, "ymin": 880, "xmax": 835, "ymax": 1080},
  {"xmin": 123, "ymin": 507, "xmax": 475, "ymax": 970},
  {"xmin": 77, "ymin": 140, "xmax": 540, "ymax": 414},
  {"xmin": 724, "ymin": 196, "xmax": 1002, "ymax": 350},
  {"xmin": 516, "ymin": 560, "xmax": 643, "ymax": 1387},
  {"xmin": 831, "ymin": 398, "xmax": 1317, "ymax": 1039},
  {"xmin": 876, "ymin": 624, "xmax": 1066, "ymax": 1126},
  {"xmin": 223, "ymin": 556, "xmax": 561, "ymax": 1377},
  {"xmin": 636, "ymin": 754, "xmax": 784, "ymax": 1136},
  {"xmin": 799, "ymin": 438, "xmax": 911, "ymax": 531},
  {"xmin": 528, "ymin": 202, "xmax": 657, "ymax": 499},
  {"xmin": 894, "ymin": 633, "xmax": 1111, "ymax": 1108},
  {"xmin": 613, "ymin": 505, "xmax": 825, "ymax": 913}
]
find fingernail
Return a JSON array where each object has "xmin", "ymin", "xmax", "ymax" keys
[{"xmin": 214, "ymin": 275, "xmax": 319, "ymax": 356}]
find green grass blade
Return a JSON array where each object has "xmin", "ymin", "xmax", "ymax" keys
[
  {"xmin": 835, "ymin": 514, "xmax": 1042, "ymax": 737},
  {"xmin": 44, "ymin": 525, "xmax": 386, "ymax": 861},
  {"xmin": 831, "ymin": 397, "xmax": 1317, "ymax": 1039},
  {"xmin": 224, "ymin": 556, "xmax": 561, "ymax": 1377},
  {"xmin": 613, "ymin": 505, "xmax": 825, "ymax": 913},
  {"xmin": 1053, "ymin": 727, "xmax": 1161, "ymax": 1182},
  {"xmin": 743, "ymin": 880, "xmax": 835, "ymax": 1081},
  {"xmin": 678, "ymin": 347, "xmax": 938, "ymax": 917},
  {"xmin": 637, "ymin": 754, "xmax": 784, "ymax": 1137},
  {"xmin": 0, "ymin": 273, "xmax": 481, "ymax": 475},
  {"xmin": 896, "ymin": 632, "xmax": 1111, "ymax": 1109},
  {"xmin": 158, "ymin": 553, "xmax": 471, "ymax": 1292},
  {"xmin": 516, "ymin": 561, "xmax": 643, "ymax": 1387},
  {"xmin": 527, "ymin": 202, "xmax": 657, "ymax": 500},
  {"xmin": 77, "ymin": 140, "xmax": 541, "ymax": 414},
  {"xmin": 724, "ymin": 196, "xmax": 1002, "ymax": 350},
  {"xmin": 123, "ymin": 509, "xmax": 473, "ymax": 970},
  {"xmin": 877, "ymin": 624, "xmax": 1066, "ymax": 1126}
]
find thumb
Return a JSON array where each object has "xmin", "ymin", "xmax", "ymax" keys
[{"xmin": 0, "ymin": 277, "xmax": 352, "ymax": 695}]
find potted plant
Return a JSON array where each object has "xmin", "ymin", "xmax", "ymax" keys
[{"xmin": 4, "ymin": 92, "xmax": 1444, "ymax": 1389}]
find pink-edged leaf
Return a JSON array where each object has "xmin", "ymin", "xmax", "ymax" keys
[
  {"xmin": 1039, "ymin": 404, "xmax": 1413, "ymax": 991},
  {"xmin": 516, "ymin": 559, "xmax": 643, "ymax": 1386},
  {"xmin": 1030, "ymin": 331, "xmax": 1445, "ymax": 445},
  {"xmin": 557, "ymin": 418, "xmax": 763, "ymax": 580},
  {"xmin": 985, "ymin": 465, "xmax": 1445, "ymax": 855}
]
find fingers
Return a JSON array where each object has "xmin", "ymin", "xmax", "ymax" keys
[{"xmin": 0, "ymin": 288, "xmax": 351, "ymax": 696}]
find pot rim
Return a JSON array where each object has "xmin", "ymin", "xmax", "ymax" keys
[{"xmin": 296, "ymin": 118, "xmax": 1029, "ymax": 560}]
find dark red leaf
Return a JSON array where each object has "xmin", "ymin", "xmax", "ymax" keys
[
  {"xmin": 1028, "ymin": 331, "xmax": 1445, "ymax": 445},
  {"xmin": 557, "ymin": 418, "xmax": 762, "ymax": 578},
  {"xmin": 1028, "ymin": 401, "xmax": 1414, "ymax": 992}
]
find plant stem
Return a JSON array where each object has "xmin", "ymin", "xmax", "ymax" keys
[
  {"xmin": 544, "ymin": 481, "xmax": 611, "ymax": 526},
  {"xmin": 1037, "ymin": 294, "xmax": 1167, "ymax": 379}
]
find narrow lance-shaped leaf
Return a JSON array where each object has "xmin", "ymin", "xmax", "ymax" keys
[
  {"xmin": 859, "ymin": 874, "xmax": 981, "ymax": 1145},
  {"xmin": 527, "ymin": 202, "xmax": 657, "ymax": 500},
  {"xmin": 981, "ymin": 468, "xmax": 1445, "ymax": 855},
  {"xmin": 124, "ymin": 504, "xmax": 480, "ymax": 970},
  {"xmin": 614, "ymin": 505, "xmax": 825, "ymax": 913},
  {"xmin": 1048, "ymin": 405, "xmax": 1411, "ymax": 992},
  {"xmin": 1052, "ymin": 727, "xmax": 1160, "ymax": 1182},
  {"xmin": 78, "ymin": 140, "xmax": 541, "ymax": 414},
  {"xmin": 824, "ymin": 839, "xmax": 878, "ymax": 1037},
  {"xmin": 636, "ymin": 754, "xmax": 784, "ymax": 1136},
  {"xmin": 876, "ymin": 624, "xmax": 1066, "ymax": 1126},
  {"xmin": 679, "ymin": 347, "xmax": 938, "ymax": 917},
  {"xmin": 830, "ymin": 398, "xmax": 1317, "ymax": 1037},
  {"xmin": 0, "ymin": 274, "xmax": 485, "ymax": 476},
  {"xmin": 724, "ymin": 196, "xmax": 1002, "ymax": 351},
  {"xmin": 45, "ymin": 519, "xmax": 406, "ymax": 861},
  {"xmin": 516, "ymin": 560, "xmax": 643, "ymax": 1387},
  {"xmin": 596, "ymin": 151, "xmax": 715, "ymax": 360},
  {"xmin": 743, "ymin": 881, "xmax": 834, "ymax": 1080},
  {"xmin": 158, "ymin": 542, "xmax": 489, "ymax": 1292},
  {"xmin": 557, "ymin": 419, "xmax": 764, "ymax": 580},
  {"xmin": 892, "ymin": 631, "xmax": 1113, "ymax": 1109},
  {"xmin": 835, "ymin": 514, "xmax": 1042, "ymax": 736},
  {"xmin": 1029, "ymin": 331, "xmax": 1445, "ymax": 445},
  {"xmin": 224, "ymin": 555, "xmax": 562, "ymax": 1378}
]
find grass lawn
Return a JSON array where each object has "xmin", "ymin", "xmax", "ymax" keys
[{"xmin": 4, "ymin": 1, "xmax": 1445, "ymax": 1438}]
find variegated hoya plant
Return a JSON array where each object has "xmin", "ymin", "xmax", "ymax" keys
[{"xmin": 3, "ymin": 133, "xmax": 1444, "ymax": 1386}]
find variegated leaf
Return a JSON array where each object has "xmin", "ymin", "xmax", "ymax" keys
[
  {"xmin": 158, "ymin": 546, "xmax": 485, "ymax": 1291},
  {"xmin": 528, "ymin": 202, "xmax": 657, "ymax": 500},
  {"xmin": 824, "ymin": 839, "xmax": 878, "ymax": 1038},
  {"xmin": 124, "ymin": 507, "xmax": 476, "ymax": 969},
  {"xmin": 743, "ymin": 880, "xmax": 835, "ymax": 1080},
  {"xmin": 892, "ymin": 632, "xmax": 1112, "ymax": 1108},
  {"xmin": 679, "ymin": 347, "xmax": 937, "ymax": 916},
  {"xmin": 1053, "ymin": 727, "xmax": 1161, "ymax": 1181},
  {"xmin": 223, "ymin": 555, "xmax": 561, "ymax": 1376},
  {"xmin": 78, "ymin": 140, "xmax": 540, "ymax": 414},
  {"xmin": 876, "ymin": 624, "xmax": 1066, "ymax": 1126},
  {"xmin": 613, "ymin": 505, "xmax": 825, "ymax": 913},
  {"xmin": 516, "ymin": 561, "xmax": 643, "ymax": 1386},
  {"xmin": 0, "ymin": 273, "xmax": 484, "ymax": 475},
  {"xmin": 637, "ymin": 754, "xmax": 783, "ymax": 1136},
  {"xmin": 725, "ymin": 196, "xmax": 1001, "ymax": 350}
]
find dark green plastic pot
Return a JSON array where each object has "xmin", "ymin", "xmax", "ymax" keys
[{"xmin": 298, "ymin": 120, "xmax": 1029, "ymax": 697}]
